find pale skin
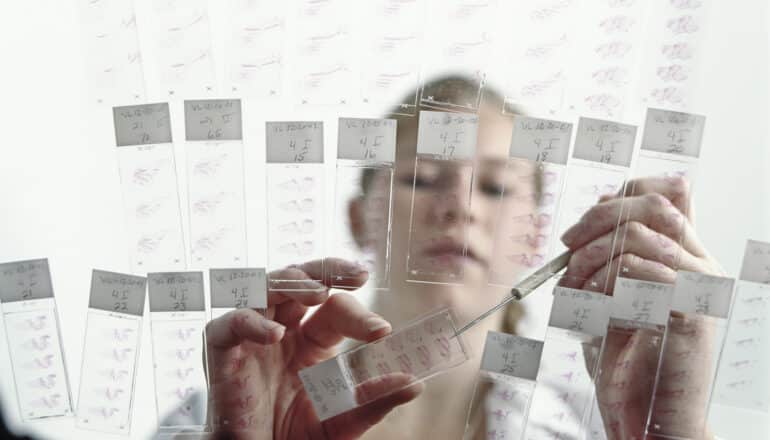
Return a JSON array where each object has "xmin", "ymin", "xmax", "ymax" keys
[
  {"xmin": 203, "ymin": 103, "xmax": 723, "ymax": 440},
  {"xmin": 205, "ymin": 259, "xmax": 424, "ymax": 440}
]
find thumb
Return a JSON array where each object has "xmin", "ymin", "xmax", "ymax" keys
[
  {"xmin": 321, "ymin": 373, "xmax": 424, "ymax": 440},
  {"xmin": 598, "ymin": 193, "xmax": 616, "ymax": 203}
]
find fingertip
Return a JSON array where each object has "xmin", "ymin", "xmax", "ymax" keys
[
  {"xmin": 233, "ymin": 309, "xmax": 286, "ymax": 345},
  {"xmin": 561, "ymin": 223, "xmax": 583, "ymax": 249},
  {"xmin": 334, "ymin": 273, "xmax": 369, "ymax": 291},
  {"xmin": 269, "ymin": 328, "xmax": 286, "ymax": 344},
  {"xmin": 557, "ymin": 270, "xmax": 582, "ymax": 289},
  {"xmin": 598, "ymin": 193, "xmax": 615, "ymax": 203},
  {"xmin": 364, "ymin": 316, "xmax": 391, "ymax": 335},
  {"xmin": 322, "ymin": 375, "xmax": 424, "ymax": 439},
  {"xmin": 379, "ymin": 381, "xmax": 424, "ymax": 409},
  {"xmin": 325, "ymin": 258, "xmax": 370, "ymax": 290},
  {"xmin": 404, "ymin": 381, "xmax": 425, "ymax": 400},
  {"xmin": 207, "ymin": 308, "xmax": 281, "ymax": 348},
  {"xmin": 561, "ymin": 231, "xmax": 575, "ymax": 248},
  {"xmin": 669, "ymin": 310, "xmax": 686, "ymax": 319},
  {"xmin": 354, "ymin": 373, "xmax": 416, "ymax": 405},
  {"xmin": 293, "ymin": 289, "xmax": 330, "ymax": 306},
  {"xmin": 260, "ymin": 319, "xmax": 287, "ymax": 342}
]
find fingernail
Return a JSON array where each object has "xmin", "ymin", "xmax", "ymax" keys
[
  {"xmin": 365, "ymin": 316, "xmax": 391, "ymax": 333},
  {"xmin": 563, "ymin": 220, "xmax": 589, "ymax": 247},
  {"xmin": 561, "ymin": 228, "xmax": 576, "ymax": 246},
  {"xmin": 346, "ymin": 262, "xmax": 369, "ymax": 276}
]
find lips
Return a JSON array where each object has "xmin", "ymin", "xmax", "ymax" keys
[{"xmin": 421, "ymin": 237, "xmax": 485, "ymax": 267}]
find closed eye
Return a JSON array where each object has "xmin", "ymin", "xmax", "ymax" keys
[
  {"xmin": 478, "ymin": 181, "xmax": 510, "ymax": 198},
  {"xmin": 399, "ymin": 173, "xmax": 437, "ymax": 189}
]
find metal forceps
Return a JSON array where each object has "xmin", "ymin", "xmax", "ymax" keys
[{"xmin": 454, "ymin": 250, "xmax": 572, "ymax": 337}]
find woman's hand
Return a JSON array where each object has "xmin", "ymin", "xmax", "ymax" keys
[
  {"xmin": 205, "ymin": 258, "xmax": 423, "ymax": 440},
  {"xmin": 561, "ymin": 176, "xmax": 720, "ymax": 439},
  {"xmin": 559, "ymin": 175, "xmax": 723, "ymax": 292}
]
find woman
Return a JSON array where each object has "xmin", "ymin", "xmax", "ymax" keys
[{"xmin": 204, "ymin": 76, "xmax": 723, "ymax": 440}]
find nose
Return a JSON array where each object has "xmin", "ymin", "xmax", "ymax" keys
[{"xmin": 424, "ymin": 164, "xmax": 475, "ymax": 228}]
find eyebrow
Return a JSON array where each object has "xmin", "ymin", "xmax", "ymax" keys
[{"xmin": 476, "ymin": 157, "xmax": 509, "ymax": 168}]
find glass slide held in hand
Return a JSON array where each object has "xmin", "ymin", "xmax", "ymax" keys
[
  {"xmin": 406, "ymin": 110, "xmax": 478, "ymax": 285},
  {"xmin": 488, "ymin": 115, "xmax": 573, "ymax": 287},
  {"xmin": 265, "ymin": 121, "xmax": 326, "ymax": 291},
  {"xmin": 299, "ymin": 307, "xmax": 469, "ymax": 421},
  {"xmin": 113, "ymin": 103, "xmax": 186, "ymax": 272},
  {"xmin": 0, "ymin": 259, "xmax": 73, "ymax": 421},
  {"xmin": 332, "ymin": 117, "xmax": 397, "ymax": 290},
  {"xmin": 184, "ymin": 99, "xmax": 248, "ymax": 269},
  {"xmin": 76, "ymin": 270, "xmax": 146, "ymax": 435},
  {"xmin": 462, "ymin": 331, "xmax": 543, "ymax": 440},
  {"xmin": 612, "ymin": 108, "xmax": 705, "ymax": 284},
  {"xmin": 554, "ymin": 117, "xmax": 637, "ymax": 293}
]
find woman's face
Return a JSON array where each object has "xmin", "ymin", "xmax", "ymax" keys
[{"xmin": 351, "ymin": 105, "xmax": 541, "ymax": 317}]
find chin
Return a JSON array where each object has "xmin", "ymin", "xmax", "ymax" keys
[
  {"xmin": 434, "ymin": 269, "xmax": 508, "ymax": 314},
  {"xmin": 463, "ymin": 262, "xmax": 490, "ymax": 283}
]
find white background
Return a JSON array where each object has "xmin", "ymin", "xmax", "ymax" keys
[{"xmin": 0, "ymin": 1, "xmax": 768, "ymax": 439}]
